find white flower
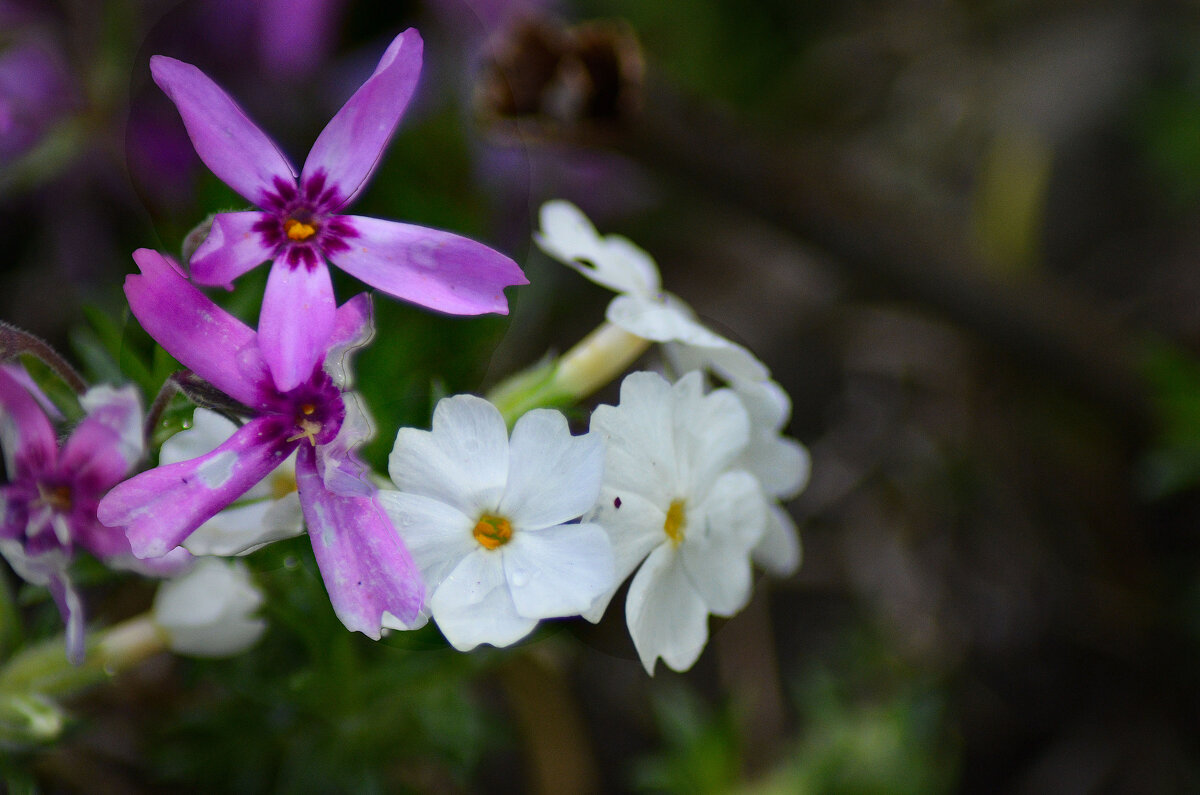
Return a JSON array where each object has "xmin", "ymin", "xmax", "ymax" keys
[
  {"xmin": 379, "ymin": 394, "xmax": 613, "ymax": 651},
  {"xmin": 535, "ymin": 200, "xmax": 769, "ymax": 382},
  {"xmin": 153, "ymin": 557, "xmax": 266, "ymax": 657},
  {"xmin": 159, "ymin": 408, "xmax": 304, "ymax": 556},
  {"xmin": 586, "ymin": 370, "xmax": 767, "ymax": 674},
  {"xmin": 731, "ymin": 377, "xmax": 811, "ymax": 576}
]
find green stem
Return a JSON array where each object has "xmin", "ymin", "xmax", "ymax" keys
[{"xmin": 488, "ymin": 323, "xmax": 650, "ymax": 425}]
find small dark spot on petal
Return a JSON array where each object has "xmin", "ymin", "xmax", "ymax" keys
[{"xmin": 614, "ymin": 497, "xmax": 622, "ymax": 508}]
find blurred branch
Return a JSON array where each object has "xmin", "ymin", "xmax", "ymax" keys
[{"xmin": 476, "ymin": 19, "xmax": 1152, "ymax": 439}]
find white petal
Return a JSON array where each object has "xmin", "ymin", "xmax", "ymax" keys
[
  {"xmin": 693, "ymin": 469, "xmax": 768, "ymax": 550},
  {"xmin": 183, "ymin": 492, "xmax": 305, "ymax": 556},
  {"xmin": 534, "ymin": 200, "xmax": 660, "ymax": 296},
  {"xmin": 159, "ymin": 408, "xmax": 237, "ymax": 464},
  {"xmin": 503, "ymin": 522, "xmax": 614, "ymax": 618},
  {"xmin": 153, "ymin": 558, "xmax": 266, "ymax": 657},
  {"xmin": 376, "ymin": 490, "xmax": 476, "ymax": 589},
  {"xmin": 671, "ymin": 374, "xmax": 751, "ymax": 493},
  {"xmin": 581, "ymin": 488, "xmax": 668, "ymax": 622},
  {"xmin": 499, "ymin": 410, "xmax": 603, "ymax": 530},
  {"xmin": 388, "ymin": 394, "xmax": 508, "ymax": 515},
  {"xmin": 429, "ymin": 550, "xmax": 536, "ymax": 651},
  {"xmin": 752, "ymin": 502, "xmax": 802, "ymax": 576},
  {"xmin": 679, "ymin": 532, "xmax": 753, "ymax": 617},
  {"xmin": 626, "ymin": 544, "xmax": 709, "ymax": 674},
  {"xmin": 605, "ymin": 294, "xmax": 725, "ymax": 345},
  {"xmin": 590, "ymin": 371, "xmax": 679, "ymax": 505}
]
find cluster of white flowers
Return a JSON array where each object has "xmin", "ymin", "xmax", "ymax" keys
[{"xmin": 373, "ymin": 202, "xmax": 810, "ymax": 674}]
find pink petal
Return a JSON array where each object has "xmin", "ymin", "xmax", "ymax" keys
[
  {"xmin": 127, "ymin": 249, "xmax": 274, "ymax": 408},
  {"xmin": 329, "ymin": 292, "xmax": 373, "ymax": 352},
  {"xmin": 48, "ymin": 573, "xmax": 85, "ymax": 665},
  {"xmin": 0, "ymin": 365, "xmax": 57, "ymax": 480},
  {"xmin": 296, "ymin": 448, "xmax": 424, "ymax": 638},
  {"xmin": 150, "ymin": 55, "xmax": 296, "ymax": 206},
  {"xmin": 97, "ymin": 416, "xmax": 293, "ymax": 560},
  {"xmin": 189, "ymin": 211, "xmax": 275, "ymax": 289},
  {"xmin": 59, "ymin": 385, "xmax": 143, "ymax": 493},
  {"xmin": 330, "ymin": 216, "xmax": 526, "ymax": 316},
  {"xmin": 301, "ymin": 29, "xmax": 423, "ymax": 207},
  {"xmin": 259, "ymin": 260, "xmax": 337, "ymax": 392}
]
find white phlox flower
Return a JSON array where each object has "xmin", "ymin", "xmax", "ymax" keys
[
  {"xmin": 379, "ymin": 394, "xmax": 613, "ymax": 651},
  {"xmin": 585, "ymin": 370, "xmax": 768, "ymax": 674},
  {"xmin": 535, "ymin": 200, "xmax": 769, "ymax": 382},
  {"xmin": 153, "ymin": 557, "xmax": 266, "ymax": 657},
  {"xmin": 160, "ymin": 408, "xmax": 303, "ymax": 556},
  {"xmin": 730, "ymin": 377, "xmax": 811, "ymax": 576}
]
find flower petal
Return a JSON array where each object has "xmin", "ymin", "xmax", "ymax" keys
[
  {"xmin": 189, "ymin": 211, "xmax": 275, "ymax": 289},
  {"xmin": 679, "ymin": 531, "xmax": 752, "ymax": 618},
  {"xmin": 301, "ymin": 29, "xmax": 423, "ymax": 206},
  {"xmin": 499, "ymin": 410, "xmax": 603, "ymax": 530},
  {"xmin": 376, "ymin": 489, "xmax": 476, "ymax": 588},
  {"xmin": 98, "ymin": 416, "xmax": 292, "ymax": 559},
  {"xmin": 297, "ymin": 449, "xmax": 424, "ymax": 637},
  {"xmin": 589, "ymin": 371, "xmax": 679, "ymax": 506},
  {"xmin": 60, "ymin": 384, "xmax": 143, "ymax": 493},
  {"xmin": 534, "ymin": 200, "xmax": 661, "ymax": 295},
  {"xmin": 504, "ymin": 522, "xmax": 614, "ymax": 619},
  {"xmin": 183, "ymin": 492, "xmax": 305, "ymax": 557},
  {"xmin": 330, "ymin": 216, "xmax": 526, "ymax": 316},
  {"xmin": 259, "ymin": 259, "xmax": 337, "ymax": 393},
  {"xmin": 150, "ymin": 55, "xmax": 296, "ymax": 205},
  {"xmin": 626, "ymin": 543, "xmax": 709, "ymax": 674},
  {"xmin": 389, "ymin": 394, "xmax": 509, "ymax": 516},
  {"xmin": 671, "ymin": 374, "xmax": 752, "ymax": 496},
  {"xmin": 0, "ymin": 365, "xmax": 57, "ymax": 479},
  {"xmin": 429, "ymin": 549, "xmax": 536, "ymax": 651},
  {"xmin": 581, "ymin": 488, "xmax": 667, "ymax": 623},
  {"xmin": 154, "ymin": 557, "xmax": 266, "ymax": 657},
  {"xmin": 694, "ymin": 469, "xmax": 767, "ymax": 551},
  {"xmin": 47, "ymin": 573, "xmax": 86, "ymax": 665},
  {"xmin": 126, "ymin": 249, "xmax": 273, "ymax": 408},
  {"xmin": 752, "ymin": 502, "xmax": 802, "ymax": 577}
]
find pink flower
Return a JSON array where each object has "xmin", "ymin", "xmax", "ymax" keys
[
  {"xmin": 97, "ymin": 250, "xmax": 423, "ymax": 639},
  {"xmin": 0, "ymin": 366, "xmax": 188, "ymax": 662},
  {"xmin": 153, "ymin": 28, "xmax": 527, "ymax": 392}
]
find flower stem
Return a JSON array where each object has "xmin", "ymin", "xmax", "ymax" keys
[
  {"xmin": 488, "ymin": 323, "xmax": 649, "ymax": 425},
  {"xmin": 0, "ymin": 322, "xmax": 87, "ymax": 395}
]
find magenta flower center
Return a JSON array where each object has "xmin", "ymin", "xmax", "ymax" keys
[
  {"xmin": 272, "ymin": 369, "xmax": 346, "ymax": 447},
  {"xmin": 255, "ymin": 171, "xmax": 356, "ymax": 271}
]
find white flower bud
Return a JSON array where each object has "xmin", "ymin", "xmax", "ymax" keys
[{"xmin": 153, "ymin": 558, "xmax": 266, "ymax": 657}]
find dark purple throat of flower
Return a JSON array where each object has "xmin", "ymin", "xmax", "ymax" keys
[
  {"xmin": 255, "ymin": 171, "xmax": 358, "ymax": 271},
  {"xmin": 273, "ymin": 369, "xmax": 346, "ymax": 447}
]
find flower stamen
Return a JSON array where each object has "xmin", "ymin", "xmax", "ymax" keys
[
  {"xmin": 663, "ymin": 499, "xmax": 686, "ymax": 546},
  {"xmin": 286, "ymin": 418, "xmax": 323, "ymax": 445},
  {"xmin": 473, "ymin": 514, "xmax": 513, "ymax": 550},
  {"xmin": 34, "ymin": 483, "xmax": 72, "ymax": 512},
  {"xmin": 284, "ymin": 218, "xmax": 317, "ymax": 241}
]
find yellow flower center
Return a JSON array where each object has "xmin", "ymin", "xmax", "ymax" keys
[
  {"xmin": 269, "ymin": 471, "xmax": 297, "ymax": 500},
  {"xmin": 473, "ymin": 514, "xmax": 513, "ymax": 550},
  {"xmin": 663, "ymin": 499, "xmax": 686, "ymax": 546},
  {"xmin": 284, "ymin": 218, "xmax": 317, "ymax": 241}
]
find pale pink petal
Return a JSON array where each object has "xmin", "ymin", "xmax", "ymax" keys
[
  {"xmin": 330, "ymin": 216, "xmax": 526, "ymax": 316},
  {"xmin": 296, "ymin": 448, "xmax": 424, "ymax": 637},
  {"xmin": 97, "ymin": 416, "xmax": 292, "ymax": 560},
  {"xmin": 189, "ymin": 211, "xmax": 275, "ymax": 289},
  {"xmin": 60, "ymin": 385, "xmax": 143, "ymax": 492},
  {"xmin": 48, "ymin": 573, "xmax": 85, "ymax": 665},
  {"xmin": 301, "ymin": 29, "xmax": 423, "ymax": 206},
  {"xmin": 259, "ymin": 260, "xmax": 336, "ymax": 393},
  {"xmin": 0, "ymin": 365, "xmax": 57, "ymax": 479},
  {"xmin": 150, "ymin": 55, "xmax": 296, "ymax": 205},
  {"xmin": 127, "ymin": 249, "xmax": 274, "ymax": 408}
]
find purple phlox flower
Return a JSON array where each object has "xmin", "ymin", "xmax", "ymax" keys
[
  {"xmin": 0, "ymin": 364, "xmax": 189, "ymax": 663},
  {"xmin": 97, "ymin": 249, "xmax": 423, "ymax": 638},
  {"xmin": 152, "ymin": 27, "xmax": 528, "ymax": 394}
]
